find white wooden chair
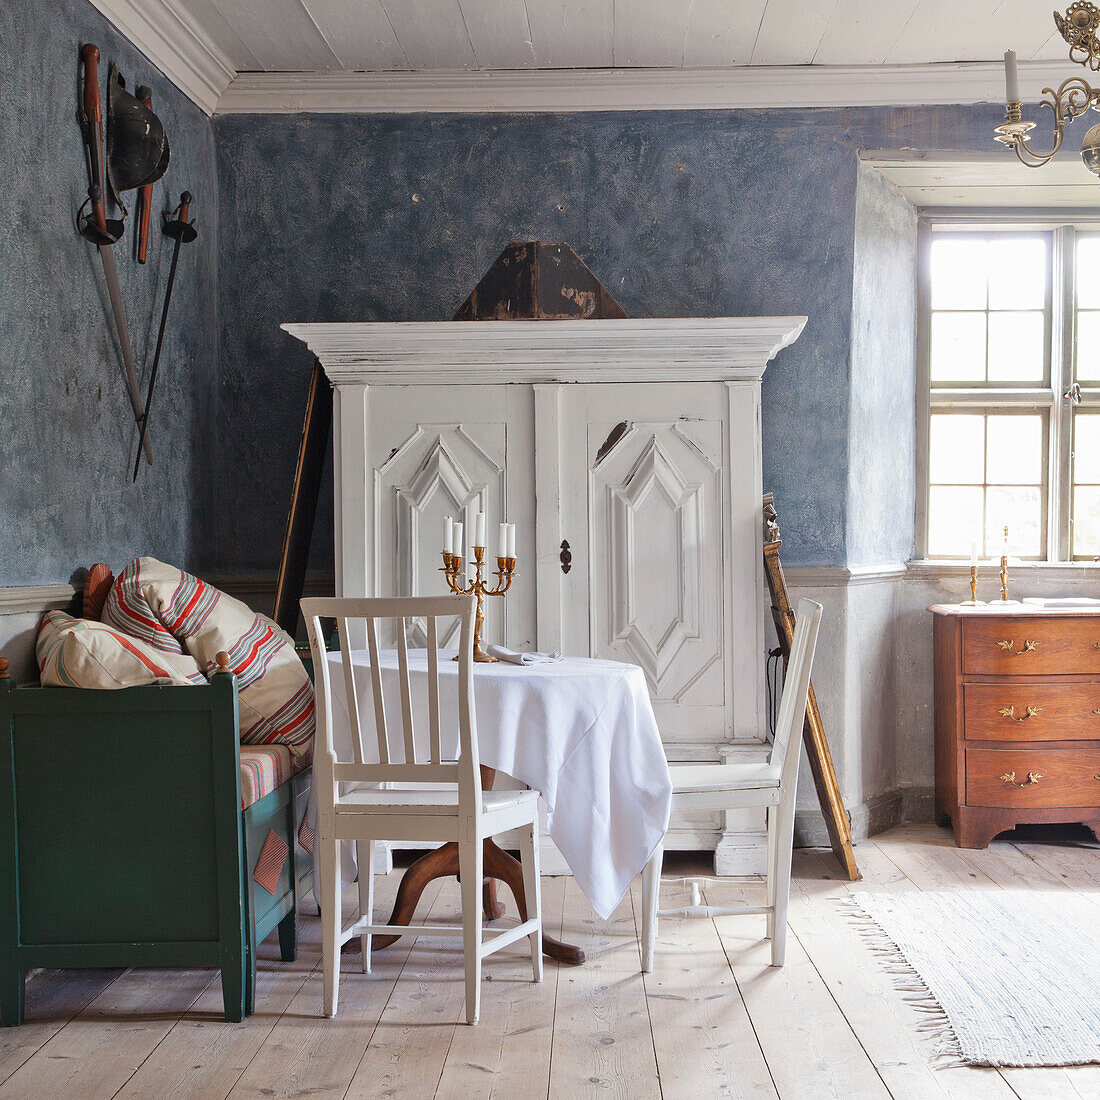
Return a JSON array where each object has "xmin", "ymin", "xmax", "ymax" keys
[
  {"xmin": 640, "ymin": 598, "xmax": 823, "ymax": 971},
  {"xmin": 302, "ymin": 594, "xmax": 543, "ymax": 1024}
]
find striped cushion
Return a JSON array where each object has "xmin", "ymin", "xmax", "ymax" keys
[
  {"xmin": 104, "ymin": 557, "xmax": 315, "ymax": 762},
  {"xmin": 36, "ymin": 610, "xmax": 206, "ymax": 689},
  {"xmin": 239, "ymin": 743, "xmax": 312, "ymax": 809}
]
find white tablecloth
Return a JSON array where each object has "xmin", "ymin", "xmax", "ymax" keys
[{"xmin": 314, "ymin": 649, "xmax": 672, "ymax": 919}]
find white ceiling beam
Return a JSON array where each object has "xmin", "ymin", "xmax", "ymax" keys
[
  {"xmin": 860, "ymin": 149, "xmax": 1100, "ymax": 207},
  {"xmin": 215, "ymin": 58, "xmax": 1075, "ymax": 114}
]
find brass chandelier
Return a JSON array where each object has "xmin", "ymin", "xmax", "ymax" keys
[{"xmin": 996, "ymin": 1, "xmax": 1100, "ymax": 177}]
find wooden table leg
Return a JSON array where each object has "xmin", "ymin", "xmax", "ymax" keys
[
  {"xmin": 355, "ymin": 839, "xmax": 584, "ymax": 965},
  {"xmin": 350, "ymin": 768, "xmax": 585, "ymax": 964}
]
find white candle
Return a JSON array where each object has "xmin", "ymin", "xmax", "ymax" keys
[
  {"xmin": 453, "ymin": 522, "xmax": 463, "ymax": 559},
  {"xmin": 444, "ymin": 516, "xmax": 453, "ymax": 554},
  {"xmin": 1004, "ymin": 50, "xmax": 1019, "ymax": 104},
  {"xmin": 970, "ymin": 541, "xmax": 978, "ymax": 567},
  {"xmin": 498, "ymin": 522, "xmax": 508, "ymax": 557},
  {"xmin": 474, "ymin": 511, "xmax": 486, "ymax": 548},
  {"xmin": 506, "ymin": 522, "xmax": 516, "ymax": 558}
]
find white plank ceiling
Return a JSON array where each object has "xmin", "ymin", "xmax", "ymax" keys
[{"xmin": 177, "ymin": 0, "xmax": 1066, "ymax": 73}]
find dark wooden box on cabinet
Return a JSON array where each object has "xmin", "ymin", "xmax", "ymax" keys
[{"xmin": 931, "ymin": 604, "xmax": 1100, "ymax": 849}]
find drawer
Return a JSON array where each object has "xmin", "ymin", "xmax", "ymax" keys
[
  {"xmin": 962, "ymin": 616, "xmax": 1100, "ymax": 676},
  {"xmin": 966, "ymin": 747, "xmax": 1100, "ymax": 808},
  {"xmin": 964, "ymin": 682, "xmax": 1100, "ymax": 741}
]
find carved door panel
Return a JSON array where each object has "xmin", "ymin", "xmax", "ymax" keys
[
  {"xmin": 559, "ymin": 384, "xmax": 730, "ymax": 745},
  {"xmin": 368, "ymin": 385, "xmax": 536, "ymax": 651}
]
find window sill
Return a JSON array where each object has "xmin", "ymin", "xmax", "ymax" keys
[{"xmin": 907, "ymin": 559, "xmax": 1100, "ymax": 581}]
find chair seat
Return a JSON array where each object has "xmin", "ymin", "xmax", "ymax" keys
[
  {"xmin": 335, "ymin": 786, "xmax": 539, "ymax": 816},
  {"xmin": 668, "ymin": 761, "xmax": 781, "ymax": 793}
]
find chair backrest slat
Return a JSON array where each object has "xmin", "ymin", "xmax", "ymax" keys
[
  {"xmin": 337, "ymin": 617, "xmax": 365, "ymax": 765},
  {"xmin": 395, "ymin": 620, "xmax": 416, "ymax": 764},
  {"xmin": 364, "ymin": 615, "xmax": 389, "ymax": 765},
  {"xmin": 426, "ymin": 616, "xmax": 442, "ymax": 764},
  {"xmin": 770, "ymin": 598, "xmax": 823, "ymax": 786},
  {"xmin": 301, "ymin": 594, "xmax": 479, "ymax": 798}
]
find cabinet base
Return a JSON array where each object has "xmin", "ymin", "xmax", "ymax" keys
[{"xmin": 946, "ymin": 805, "xmax": 1100, "ymax": 849}]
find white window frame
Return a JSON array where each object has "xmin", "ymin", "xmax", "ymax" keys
[{"xmin": 917, "ymin": 211, "xmax": 1100, "ymax": 562}]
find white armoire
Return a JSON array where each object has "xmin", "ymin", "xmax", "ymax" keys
[{"xmin": 284, "ymin": 316, "xmax": 806, "ymax": 873}]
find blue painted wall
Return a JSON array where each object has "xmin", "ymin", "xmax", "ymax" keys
[
  {"xmin": 213, "ymin": 104, "xmax": 1005, "ymax": 571},
  {"xmin": 0, "ymin": 0, "xmax": 218, "ymax": 586},
  {"xmin": 847, "ymin": 162, "xmax": 919, "ymax": 566}
]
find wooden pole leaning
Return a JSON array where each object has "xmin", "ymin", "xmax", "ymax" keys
[{"xmin": 762, "ymin": 493, "xmax": 860, "ymax": 881}]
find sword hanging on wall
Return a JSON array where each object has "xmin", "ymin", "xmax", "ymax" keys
[
  {"xmin": 77, "ymin": 43, "xmax": 152, "ymax": 467},
  {"xmin": 132, "ymin": 193, "xmax": 197, "ymax": 482}
]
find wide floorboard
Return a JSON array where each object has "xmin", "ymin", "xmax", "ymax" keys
[{"xmin": 2, "ymin": 823, "xmax": 1098, "ymax": 1099}]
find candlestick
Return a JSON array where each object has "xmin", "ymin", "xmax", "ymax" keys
[
  {"xmin": 960, "ymin": 563, "xmax": 985, "ymax": 606},
  {"xmin": 440, "ymin": 545, "xmax": 517, "ymax": 662}
]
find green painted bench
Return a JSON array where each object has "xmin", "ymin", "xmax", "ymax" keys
[{"xmin": 0, "ymin": 657, "xmax": 312, "ymax": 1025}]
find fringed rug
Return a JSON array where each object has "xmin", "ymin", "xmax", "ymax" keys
[{"xmin": 848, "ymin": 891, "xmax": 1100, "ymax": 1068}]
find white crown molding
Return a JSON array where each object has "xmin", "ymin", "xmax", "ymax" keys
[
  {"xmin": 88, "ymin": 0, "xmax": 235, "ymax": 115},
  {"xmin": 217, "ymin": 59, "xmax": 1071, "ymax": 115},
  {"xmin": 281, "ymin": 317, "xmax": 807, "ymax": 386}
]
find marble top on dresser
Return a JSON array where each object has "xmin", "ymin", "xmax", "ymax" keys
[{"xmin": 930, "ymin": 603, "xmax": 1100, "ymax": 616}]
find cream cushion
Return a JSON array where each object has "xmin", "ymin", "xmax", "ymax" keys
[{"xmin": 36, "ymin": 610, "xmax": 205, "ymax": 689}]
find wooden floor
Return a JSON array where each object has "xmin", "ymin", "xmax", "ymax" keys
[{"xmin": 2, "ymin": 823, "xmax": 1099, "ymax": 1099}]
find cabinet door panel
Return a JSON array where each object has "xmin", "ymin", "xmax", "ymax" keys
[
  {"xmin": 560, "ymin": 384, "xmax": 730, "ymax": 743},
  {"xmin": 368, "ymin": 386, "xmax": 535, "ymax": 651}
]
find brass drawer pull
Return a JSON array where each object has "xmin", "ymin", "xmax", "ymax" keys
[
  {"xmin": 1094, "ymin": 643, "xmax": 1100, "ymax": 650},
  {"xmin": 999, "ymin": 771, "xmax": 1043, "ymax": 787},
  {"xmin": 998, "ymin": 705, "xmax": 1042, "ymax": 722},
  {"xmin": 997, "ymin": 639, "xmax": 1039, "ymax": 655}
]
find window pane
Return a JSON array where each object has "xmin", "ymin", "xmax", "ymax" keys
[
  {"xmin": 928, "ymin": 485, "xmax": 983, "ymax": 557},
  {"xmin": 931, "ymin": 238, "xmax": 987, "ymax": 310},
  {"xmin": 987, "ymin": 312, "xmax": 1045, "ymax": 382},
  {"xmin": 1077, "ymin": 310, "xmax": 1100, "ymax": 382},
  {"xmin": 930, "ymin": 312, "xmax": 986, "ymax": 382},
  {"xmin": 930, "ymin": 414, "xmax": 984, "ymax": 484},
  {"xmin": 985, "ymin": 486, "xmax": 1041, "ymax": 557},
  {"xmin": 1073, "ymin": 485, "xmax": 1100, "ymax": 557},
  {"xmin": 1077, "ymin": 237, "xmax": 1100, "ymax": 308},
  {"xmin": 988, "ymin": 237, "xmax": 1046, "ymax": 309},
  {"xmin": 1075, "ymin": 412, "xmax": 1100, "ymax": 484},
  {"xmin": 987, "ymin": 415, "xmax": 1042, "ymax": 485}
]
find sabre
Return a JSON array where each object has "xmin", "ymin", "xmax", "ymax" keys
[
  {"xmin": 133, "ymin": 192, "xmax": 197, "ymax": 483},
  {"xmin": 78, "ymin": 44, "xmax": 153, "ymax": 466}
]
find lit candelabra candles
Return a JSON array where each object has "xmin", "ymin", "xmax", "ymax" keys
[{"xmin": 441, "ymin": 511, "xmax": 517, "ymax": 662}]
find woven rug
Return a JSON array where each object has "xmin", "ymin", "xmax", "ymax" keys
[{"xmin": 848, "ymin": 891, "xmax": 1100, "ymax": 1068}]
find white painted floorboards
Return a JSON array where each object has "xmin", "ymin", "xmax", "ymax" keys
[{"xmin": 2, "ymin": 824, "xmax": 1099, "ymax": 1099}]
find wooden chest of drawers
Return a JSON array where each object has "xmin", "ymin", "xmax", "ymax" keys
[{"xmin": 931, "ymin": 605, "xmax": 1100, "ymax": 849}]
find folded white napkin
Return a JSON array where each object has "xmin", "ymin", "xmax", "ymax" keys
[{"xmin": 485, "ymin": 644, "xmax": 563, "ymax": 666}]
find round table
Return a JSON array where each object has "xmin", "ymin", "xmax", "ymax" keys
[{"xmin": 317, "ymin": 649, "xmax": 673, "ymax": 965}]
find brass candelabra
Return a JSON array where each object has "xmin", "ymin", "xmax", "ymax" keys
[{"xmin": 441, "ymin": 546, "xmax": 517, "ymax": 662}]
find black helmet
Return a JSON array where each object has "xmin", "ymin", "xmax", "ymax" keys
[{"xmin": 106, "ymin": 64, "xmax": 170, "ymax": 207}]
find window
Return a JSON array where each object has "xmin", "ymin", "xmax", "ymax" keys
[{"xmin": 920, "ymin": 222, "xmax": 1100, "ymax": 561}]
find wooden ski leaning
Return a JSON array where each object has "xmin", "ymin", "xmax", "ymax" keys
[{"xmin": 763, "ymin": 493, "xmax": 860, "ymax": 881}]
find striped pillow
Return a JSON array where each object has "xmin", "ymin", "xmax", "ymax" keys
[
  {"xmin": 37, "ymin": 610, "xmax": 206, "ymax": 688},
  {"xmin": 104, "ymin": 557, "xmax": 315, "ymax": 761}
]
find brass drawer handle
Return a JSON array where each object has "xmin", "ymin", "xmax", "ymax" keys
[
  {"xmin": 998, "ymin": 705, "xmax": 1042, "ymax": 722},
  {"xmin": 997, "ymin": 639, "xmax": 1039, "ymax": 655},
  {"xmin": 1094, "ymin": 643, "xmax": 1100, "ymax": 650},
  {"xmin": 999, "ymin": 771, "xmax": 1043, "ymax": 787}
]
